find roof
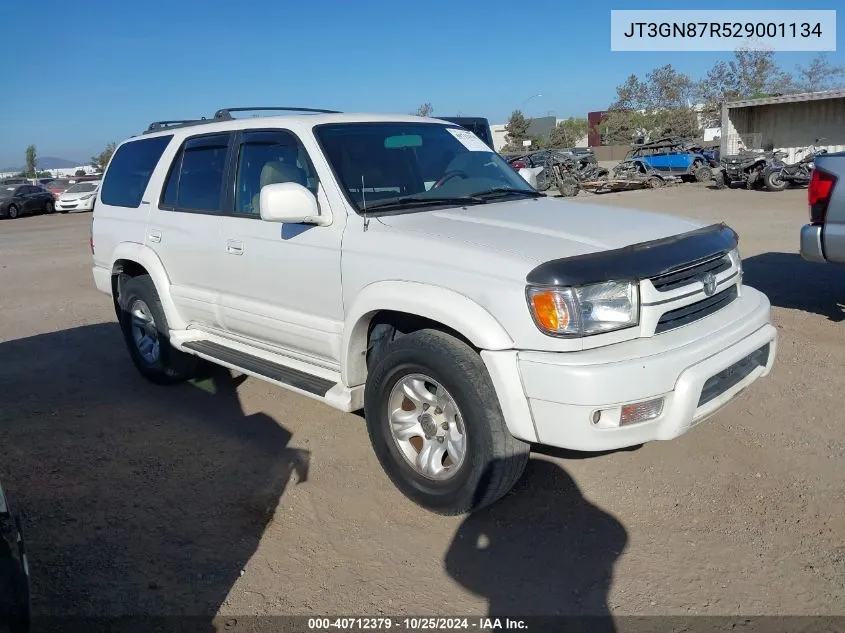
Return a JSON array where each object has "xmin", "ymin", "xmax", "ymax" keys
[
  {"xmin": 139, "ymin": 112, "xmax": 451, "ymax": 140},
  {"xmin": 726, "ymin": 89, "xmax": 845, "ymax": 109}
]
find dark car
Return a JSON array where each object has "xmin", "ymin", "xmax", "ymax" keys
[
  {"xmin": 0, "ymin": 184, "xmax": 56, "ymax": 219},
  {"xmin": 0, "ymin": 479, "xmax": 30, "ymax": 633}
]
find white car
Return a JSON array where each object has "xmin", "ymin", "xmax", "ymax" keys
[
  {"xmin": 56, "ymin": 181, "xmax": 100, "ymax": 213},
  {"xmin": 91, "ymin": 108, "xmax": 778, "ymax": 515}
]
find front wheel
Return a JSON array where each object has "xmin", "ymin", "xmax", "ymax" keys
[
  {"xmin": 44, "ymin": 201, "xmax": 55, "ymax": 214},
  {"xmin": 693, "ymin": 164, "xmax": 712, "ymax": 183},
  {"xmin": 764, "ymin": 168, "xmax": 788, "ymax": 192},
  {"xmin": 364, "ymin": 329, "xmax": 529, "ymax": 515},
  {"xmin": 6, "ymin": 204, "xmax": 18, "ymax": 219}
]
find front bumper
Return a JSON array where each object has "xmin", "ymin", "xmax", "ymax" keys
[
  {"xmin": 483, "ymin": 286, "xmax": 777, "ymax": 451},
  {"xmin": 57, "ymin": 198, "xmax": 94, "ymax": 213},
  {"xmin": 800, "ymin": 224, "xmax": 826, "ymax": 263}
]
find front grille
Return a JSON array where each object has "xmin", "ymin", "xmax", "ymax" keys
[
  {"xmin": 698, "ymin": 343, "xmax": 770, "ymax": 407},
  {"xmin": 655, "ymin": 286, "xmax": 738, "ymax": 334},
  {"xmin": 650, "ymin": 253, "xmax": 732, "ymax": 292}
]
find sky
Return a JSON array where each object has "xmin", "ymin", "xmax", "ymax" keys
[{"xmin": 0, "ymin": 0, "xmax": 841, "ymax": 166}]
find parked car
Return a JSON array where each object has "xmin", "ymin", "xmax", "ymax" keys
[
  {"xmin": 764, "ymin": 140, "xmax": 828, "ymax": 191},
  {"xmin": 0, "ymin": 178, "xmax": 29, "ymax": 186},
  {"xmin": 0, "ymin": 479, "xmax": 30, "ymax": 633},
  {"xmin": 629, "ymin": 137, "xmax": 713, "ymax": 183},
  {"xmin": 800, "ymin": 152, "xmax": 843, "ymax": 265},
  {"xmin": 0, "ymin": 184, "xmax": 55, "ymax": 219},
  {"xmin": 56, "ymin": 180, "xmax": 100, "ymax": 213},
  {"xmin": 91, "ymin": 107, "xmax": 777, "ymax": 515},
  {"xmin": 43, "ymin": 178, "xmax": 72, "ymax": 200}
]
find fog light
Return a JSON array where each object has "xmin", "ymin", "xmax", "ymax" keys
[
  {"xmin": 591, "ymin": 397, "xmax": 665, "ymax": 429},
  {"xmin": 620, "ymin": 397, "xmax": 664, "ymax": 426}
]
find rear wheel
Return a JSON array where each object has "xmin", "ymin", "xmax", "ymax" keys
[
  {"xmin": 117, "ymin": 275, "xmax": 199, "ymax": 385},
  {"xmin": 364, "ymin": 329, "xmax": 529, "ymax": 515}
]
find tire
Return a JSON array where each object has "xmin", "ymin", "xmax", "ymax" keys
[
  {"xmin": 44, "ymin": 201, "xmax": 54, "ymax": 214},
  {"xmin": 6, "ymin": 205, "xmax": 18, "ymax": 219},
  {"xmin": 646, "ymin": 176, "xmax": 664, "ymax": 189},
  {"xmin": 363, "ymin": 329, "xmax": 529, "ymax": 515},
  {"xmin": 713, "ymin": 170, "xmax": 727, "ymax": 189},
  {"xmin": 693, "ymin": 165, "xmax": 712, "ymax": 183},
  {"xmin": 557, "ymin": 174, "xmax": 580, "ymax": 197},
  {"xmin": 117, "ymin": 275, "xmax": 199, "ymax": 385},
  {"xmin": 764, "ymin": 168, "xmax": 788, "ymax": 192}
]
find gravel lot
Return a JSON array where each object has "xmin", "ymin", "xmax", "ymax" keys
[{"xmin": 1, "ymin": 183, "xmax": 843, "ymax": 625}]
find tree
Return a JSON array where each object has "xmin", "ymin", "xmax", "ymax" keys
[
  {"xmin": 75, "ymin": 169, "xmax": 87, "ymax": 177},
  {"xmin": 795, "ymin": 53, "xmax": 845, "ymax": 93},
  {"xmin": 91, "ymin": 142, "xmax": 116, "ymax": 172},
  {"xmin": 25, "ymin": 145, "xmax": 37, "ymax": 178},
  {"xmin": 547, "ymin": 118, "xmax": 589, "ymax": 148},
  {"xmin": 696, "ymin": 44, "xmax": 794, "ymax": 124},
  {"xmin": 413, "ymin": 102, "xmax": 434, "ymax": 117},
  {"xmin": 502, "ymin": 110, "xmax": 530, "ymax": 152}
]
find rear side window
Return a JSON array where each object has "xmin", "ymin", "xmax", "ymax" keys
[
  {"xmin": 161, "ymin": 133, "xmax": 231, "ymax": 213},
  {"xmin": 101, "ymin": 135, "xmax": 173, "ymax": 208}
]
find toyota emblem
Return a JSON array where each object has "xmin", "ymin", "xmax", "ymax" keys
[{"xmin": 701, "ymin": 272, "xmax": 717, "ymax": 296}]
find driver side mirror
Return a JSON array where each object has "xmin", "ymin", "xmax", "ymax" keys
[{"xmin": 259, "ymin": 182, "xmax": 329, "ymax": 225}]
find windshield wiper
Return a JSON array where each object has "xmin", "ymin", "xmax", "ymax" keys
[
  {"xmin": 364, "ymin": 195, "xmax": 487, "ymax": 212},
  {"xmin": 469, "ymin": 188, "xmax": 544, "ymax": 200}
]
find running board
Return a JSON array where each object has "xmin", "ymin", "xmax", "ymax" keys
[
  {"xmin": 183, "ymin": 340, "xmax": 334, "ymax": 396},
  {"xmin": 175, "ymin": 336, "xmax": 364, "ymax": 412}
]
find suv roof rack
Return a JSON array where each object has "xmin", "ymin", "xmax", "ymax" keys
[
  {"xmin": 213, "ymin": 106, "xmax": 342, "ymax": 120},
  {"xmin": 143, "ymin": 118, "xmax": 215, "ymax": 134}
]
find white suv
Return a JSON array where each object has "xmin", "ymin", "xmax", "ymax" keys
[{"xmin": 91, "ymin": 107, "xmax": 778, "ymax": 514}]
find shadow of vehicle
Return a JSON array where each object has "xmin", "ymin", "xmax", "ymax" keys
[
  {"xmin": 0, "ymin": 324, "xmax": 309, "ymax": 632},
  {"xmin": 444, "ymin": 459, "xmax": 625, "ymax": 632},
  {"xmin": 742, "ymin": 252, "xmax": 845, "ymax": 322}
]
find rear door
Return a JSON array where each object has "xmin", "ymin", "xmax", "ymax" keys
[{"xmin": 145, "ymin": 132, "xmax": 233, "ymax": 330}]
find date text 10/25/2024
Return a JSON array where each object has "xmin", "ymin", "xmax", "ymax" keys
[{"xmin": 307, "ymin": 617, "xmax": 528, "ymax": 631}]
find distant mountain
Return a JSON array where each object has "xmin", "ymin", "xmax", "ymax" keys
[{"xmin": 1, "ymin": 156, "xmax": 84, "ymax": 171}]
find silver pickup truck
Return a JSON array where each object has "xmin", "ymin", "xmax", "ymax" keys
[{"xmin": 801, "ymin": 152, "xmax": 844, "ymax": 263}]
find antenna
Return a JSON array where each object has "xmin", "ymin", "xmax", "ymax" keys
[{"xmin": 361, "ymin": 175, "xmax": 370, "ymax": 232}]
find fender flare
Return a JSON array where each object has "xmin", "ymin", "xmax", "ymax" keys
[
  {"xmin": 109, "ymin": 242, "xmax": 186, "ymax": 331},
  {"xmin": 341, "ymin": 281, "xmax": 514, "ymax": 387}
]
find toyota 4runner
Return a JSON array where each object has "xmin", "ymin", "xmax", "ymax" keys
[{"xmin": 91, "ymin": 106, "xmax": 778, "ymax": 515}]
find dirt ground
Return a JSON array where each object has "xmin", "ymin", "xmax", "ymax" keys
[{"xmin": 0, "ymin": 183, "xmax": 843, "ymax": 626}]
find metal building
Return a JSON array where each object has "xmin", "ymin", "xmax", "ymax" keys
[{"xmin": 721, "ymin": 89, "xmax": 845, "ymax": 163}]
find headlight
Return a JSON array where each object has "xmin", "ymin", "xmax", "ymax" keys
[
  {"xmin": 80, "ymin": 194, "xmax": 94, "ymax": 200},
  {"xmin": 527, "ymin": 281, "xmax": 640, "ymax": 337}
]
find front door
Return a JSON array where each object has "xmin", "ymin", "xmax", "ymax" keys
[{"xmin": 215, "ymin": 129, "xmax": 344, "ymax": 366}]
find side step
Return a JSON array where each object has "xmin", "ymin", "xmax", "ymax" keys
[{"xmin": 183, "ymin": 340, "xmax": 334, "ymax": 396}]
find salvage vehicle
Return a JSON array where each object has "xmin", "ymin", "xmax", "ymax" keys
[
  {"xmin": 0, "ymin": 479, "xmax": 29, "ymax": 633},
  {"xmin": 764, "ymin": 140, "xmax": 828, "ymax": 191},
  {"xmin": 714, "ymin": 148, "xmax": 786, "ymax": 190},
  {"xmin": 91, "ymin": 106, "xmax": 778, "ymax": 515},
  {"xmin": 56, "ymin": 180, "xmax": 101, "ymax": 213},
  {"xmin": 629, "ymin": 137, "xmax": 713, "ymax": 183},
  {"xmin": 800, "ymin": 151, "xmax": 843, "ymax": 265}
]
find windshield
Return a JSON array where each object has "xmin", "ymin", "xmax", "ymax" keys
[
  {"xmin": 48, "ymin": 179, "xmax": 71, "ymax": 189},
  {"xmin": 65, "ymin": 182, "xmax": 98, "ymax": 193},
  {"xmin": 314, "ymin": 122, "xmax": 536, "ymax": 213}
]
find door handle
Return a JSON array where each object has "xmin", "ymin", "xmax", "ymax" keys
[
  {"xmin": 148, "ymin": 230, "xmax": 162, "ymax": 243},
  {"xmin": 226, "ymin": 239, "xmax": 244, "ymax": 255}
]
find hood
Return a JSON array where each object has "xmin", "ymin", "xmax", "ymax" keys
[
  {"xmin": 59, "ymin": 190, "xmax": 96, "ymax": 201},
  {"xmin": 375, "ymin": 196, "xmax": 702, "ymax": 264}
]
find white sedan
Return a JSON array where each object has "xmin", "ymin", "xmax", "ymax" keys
[{"xmin": 56, "ymin": 181, "xmax": 100, "ymax": 213}]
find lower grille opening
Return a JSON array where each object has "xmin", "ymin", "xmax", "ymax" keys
[
  {"xmin": 655, "ymin": 286, "xmax": 738, "ymax": 334},
  {"xmin": 698, "ymin": 343, "xmax": 770, "ymax": 407}
]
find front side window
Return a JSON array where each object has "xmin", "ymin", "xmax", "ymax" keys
[
  {"xmin": 161, "ymin": 133, "xmax": 230, "ymax": 213},
  {"xmin": 314, "ymin": 122, "xmax": 535, "ymax": 214},
  {"xmin": 101, "ymin": 135, "xmax": 172, "ymax": 208},
  {"xmin": 233, "ymin": 130, "xmax": 318, "ymax": 216}
]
